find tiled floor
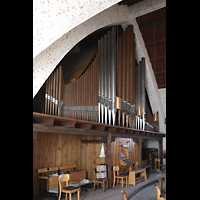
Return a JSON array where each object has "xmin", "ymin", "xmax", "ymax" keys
[{"xmin": 33, "ymin": 172, "xmax": 166, "ymax": 200}]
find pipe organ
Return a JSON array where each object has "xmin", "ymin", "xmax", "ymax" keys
[
  {"xmin": 44, "ymin": 66, "xmax": 64, "ymax": 116},
  {"xmin": 135, "ymin": 57, "xmax": 146, "ymax": 130},
  {"xmin": 63, "ymin": 53, "xmax": 99, "ymax": 121},
  {"xmin": 44, "ymin": 25, "xmax": 147, "ymax": 130}
]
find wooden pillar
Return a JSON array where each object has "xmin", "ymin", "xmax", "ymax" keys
[
  {"xmin": 159, "ymin": 138, "xmax": 163, "ymax": 157},
  {"xmin": 106, "ymin": 132, "xmax": 112, "ymax": 188},
  {"xmin": 138, "ymin": 136, "xmax": 142, "ymax": 169}
]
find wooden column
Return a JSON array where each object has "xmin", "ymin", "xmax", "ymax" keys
[
  {"xmin": 138, "ymin": 135, "xmax": 142, "ymax": 169},
  {"xmin": 106, "ymin": 132, "xmax": 112, "ymax": 188},
  {"xmin": 159, "ymin": 138, "xmax": 163, "ymax": 157}
]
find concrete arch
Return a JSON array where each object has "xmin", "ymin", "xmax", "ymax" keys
[
  {"xmin": 33, "ymin": 0, "xmax": 121, "ymax": 59},
  {"xmin": 33, "ymin": 4, "xmax": 130, "ymax": 98}
]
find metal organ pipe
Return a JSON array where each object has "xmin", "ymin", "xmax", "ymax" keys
[
  {"xmin": 44, "ymin": 66, "xmax": 64, "ymax": 117},
  {"xmin": 111, "ymin": 27, "xmax": 116, "ymax": 125},
  {"xmin": 135, "ymin": 57, "xmax": 146, "ymax": 130}
]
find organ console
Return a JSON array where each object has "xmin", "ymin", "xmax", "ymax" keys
[{"xmin": 44, "ymin": 25, "xmax": 148, "ymax": 130}]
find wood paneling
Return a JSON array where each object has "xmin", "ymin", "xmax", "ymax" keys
[
  {"xmin": 33, "ymin": 133, "xmax": 138, "ymax": 195},
  {"xmin": 33, "ymin": 132, "xmax": 81, "ymax": 195},
  {"xmin": 80, "ymin": 135, "xmax": 106, "ymax": 181},
  {"xmin": 136, "ymin": 7, "xmax": 166, "ymax": 89}
]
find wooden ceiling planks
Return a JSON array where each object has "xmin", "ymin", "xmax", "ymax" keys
[
  {"xmin": 136, "ymin": 7, "xmax": 166, "ymax": 89},
  {"xmin": 33, "ymin": 112, "xmax": 166, "ymax": 139}
]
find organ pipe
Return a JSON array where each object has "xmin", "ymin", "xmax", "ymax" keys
[
  {"xmin": 45, "ymin": 25, "xmax": 147, "ymax": 130},
  {"xmin": 44, "ymin": 66, "xmax": 64, "ymax": 116}
]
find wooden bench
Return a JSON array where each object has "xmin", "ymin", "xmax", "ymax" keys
[
  {"xmin": 38, "ymin": 164, "xmax": 86, "ymax": 194},
  {"xmin": 128, "ymin": 168, "xmax": 147, "ymax": 186}
]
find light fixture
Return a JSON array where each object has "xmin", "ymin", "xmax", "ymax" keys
[
  {"xmin": 137, "ymin": 106, "xmax": 142, "ymax": 116},
  {"xmin": 99, "ymin": 143, "xmax": 105, "ymax": 157},
  {"xmin": 115, "ymin": 96, "xmax": 121, "ymax": 109},
  {"xmin": 154, "ymin": 112, "xmax": 158, "ymax": 121}
]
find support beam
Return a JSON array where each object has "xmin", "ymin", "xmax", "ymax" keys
[
  {"xmin": 33, "ymin": 117, "xmax": 55, "ymax": 126},
  {"xmin": 159, "ymin": 137, "xmax": 163, "ymax": 157},
  {"xmin": 106, "ymin": 132, "xmax": 112, "ymax": 188},
  {"xmin": 33, "ymin": 112, "xmax": 166, "ymax": 139}
]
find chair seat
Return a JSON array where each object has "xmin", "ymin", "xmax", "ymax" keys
[
  {"xmin": 61, "ymin": 186, "xmax": 80, "ymax": 192},
  {"xmin": 116, "ymin": 175, "xmax": 128, "ymax": 178},
  {"xmin": 95, "ymin": 177, "xmax": 109, "ymax": 183}
]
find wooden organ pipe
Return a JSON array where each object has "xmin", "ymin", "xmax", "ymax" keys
[
  {"xmin": 44, "ymin": 66, "xmax": 64, "ymax": 116},
  {"xmin": 63, "ymin": 53, "xmax": 99, "ymax": 122},
  {"xmin": 114, "ymin": 25, "xmax": 136, "ymax": 128}
]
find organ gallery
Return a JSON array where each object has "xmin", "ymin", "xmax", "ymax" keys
[{"xmin": 33, "ymin": 2, "xmax": 166, "ymax": 199}]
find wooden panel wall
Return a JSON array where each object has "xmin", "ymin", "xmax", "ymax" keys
[
  {"xmin": 80, "ymin": 136, "xmax": 106, "ymax": 181},
  {"xmin": 33, "ymin": 133, "xmax": 138, "ymax": 195},
  {"xmin": 33, "ymin": 132, "xmax": 81, "ymax": 195}
]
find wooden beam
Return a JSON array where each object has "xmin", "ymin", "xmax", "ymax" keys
[
  {"xmin": 159, "ymin": 137, "xmax": 163, "ymax": 156},
  {"xmin": 145, "ymin": 38, "xmax": 166, "ymax": 47},
  {"xmin": 33, "ymin": 112, "xmax": 166, "ymax": 138},
  {"xmin": 33, "ymin": 117, "xmax": 55, "ymax": 126},
  {"xmin": 75, "ymin": 123, "xmax": 92, "ymax": 129},
  {"xmin": 54, "ymin": 120, "xmax": 76, "ymax": 127},
  {"xmin": 118, "ymin": 127, "xmax": 126, "ymax": 133},
  {"xmin": 33, "ymin": 123, "xmax": 108, "ymax": 137},
  {"xmin": 139, "ymin": 19, "xmax": 166, "ymax": 30},
  {"xmin": 92, "ymin": 124, "xmax": 106, "ymax": 131},
  {"xmin": 155, "ymin": 70, "xmax": 166, "ymax": 75},
  {"xmin": 150, "ymin": 55, "xmax": 166, "ymax": 61},
  {"xmin": 105, "ymin": 126, "xmax": 117, "ymax": 133},
  {"xmin": 106, "ymin": 132, "xmax": 112, "ymax": 188}
]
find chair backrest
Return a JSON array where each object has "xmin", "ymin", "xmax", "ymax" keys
[
  {"xmin": 113, "ymin": 165, "xmax": 120, "ymax": 176},
  {"xmin": 158, "ymin": 178, "xmax": 163, "ymax": 193},
  {"xmin": 155, "ymin": 158, "xmax": 160, "ymax": 163},
  {"xmin": 113, "ymin": 165, "xmax": 119, "ymax": 172},
  {"xmin": 58, "ymin": 174, "xmax": 70, "ymax": 200},
  {"xmin": 121, "ymin": 190, "xmax": 128, "ymax": 200},
  {"xmin": 155, "ymin": 183, "xmax": 163, "ymax": 200}
]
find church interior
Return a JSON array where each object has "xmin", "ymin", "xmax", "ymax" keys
[{"xmin": 33, "ymin": 0, "xmax": 166, "ymax": 199}]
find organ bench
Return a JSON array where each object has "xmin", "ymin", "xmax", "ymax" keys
[{"xmin": 128, "ymin": 168, "xmax": 147, "ymax": 186}]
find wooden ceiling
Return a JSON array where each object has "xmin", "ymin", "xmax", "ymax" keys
[{"xmin": 136, "ymin": 7, "xmax": 166, "ymax": 89}]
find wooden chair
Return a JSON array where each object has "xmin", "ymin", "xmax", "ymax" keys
[
  {"xmin": 164, "ymin": 177, "xmax": 166, "ymax": 189},
  {"xmin": 154, "ymin": 158, "xmax": 164, "ymax": 172},
  {"xmin": 113, "ymin": 165, "xmax": 128, "ymax": 188},
  {"xmin": 155, "ymin": 183, "xmax": 164, "ymax": 200},
  {"xmin": 93, "ymin": 169, "xmax": 109, "ymax": 192},
  {"xmin": 121, "ymin": 190, "xmax": 128, "ymax": 200},
  {"xmin": 58, "ymin": 174, "xmax": 80, "ymax": 200},
  {"xmin": 158, "ymin": 178, "xmax": 166, "ymax": 194}
]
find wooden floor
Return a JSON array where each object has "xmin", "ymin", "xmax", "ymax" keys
[{"xmin": 33, "ymin": 172, "xmax": 166, "ymax": 200}]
